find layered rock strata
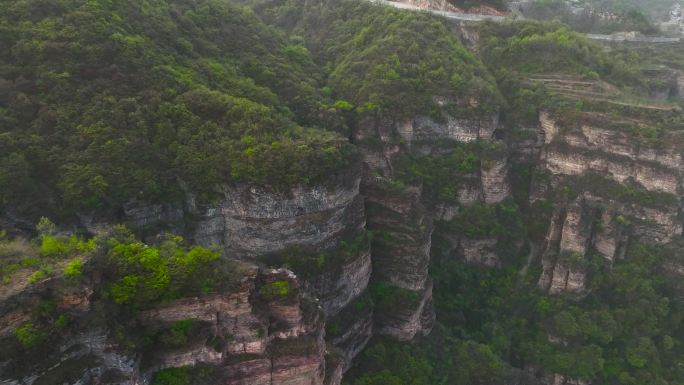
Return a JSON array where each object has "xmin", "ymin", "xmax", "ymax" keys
[
  {"xmin": 217, "ymin": 168, "xmax": 364, "ymax": 258},
  {"xmin": 355, "ymin": 107, "xmax": 511, "ymax": 336},
  {"xmin": 75, "ymin": 161, "xmax": 375, "ymax": 381},
  {"xmin": 0, "ymin": 267, "xmax": 328, "ymax": 385},
  {"xmin": 532, "ymin": 111, "xmax": 683, "ymax": 294}
]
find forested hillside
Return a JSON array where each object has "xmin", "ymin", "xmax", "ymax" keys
[
  {"xmin": 0, "ymin": 0, "xmax": 354, "ymax": 223},
  {"xmin": 1, "ymin": 1, "xmax": 683, "ymax": 385}
]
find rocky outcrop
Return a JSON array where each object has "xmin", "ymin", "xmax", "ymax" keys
[
  {"xmin": 532, "ymin": 111, "xmax": 684, "ymax": 294},
  {"xmin": 100, "ymin": 162, "xmax": 365, "ymax": 263},
  {"xmin": 191, "ymin": 206, "xmax": 225, "ymax": 247},
  {"xmin": 56, "ymin": 166, "xmax": 372, "ymax": 383},
  {"xmin": 539, "ymin": 111, "xmax": 560, "ymax": 144},
  {"xmin": 365, "ymin": 184, "xmax": 432, "ymax": 292},
  {"xmin": 0, "ymin": 267, "xmax": 328, "ymax": 385},
  {"xmin": 362, "ymin": 182, "xmax": 435, "ymax": 338},
  {"xmin": 455, "ymin": 177, "xmax": 485, "ymax": 207},
  {"xmin": 539, "ymin": 112, "xmax": 683, "ymax": 195},
  {"xmin": 543, "ymin": 145, "xmax": 680, "ymax": 194},
  {"xmin": 354, "ymin": 100, "xmax": 509, "ymax": 336},
  {"xmin": 539, "ymin": 256, "xmax": 588, "ymax": 295},
  {"xmin": 399, "ymin": 114, "xmax": 499, "ymax": 144},
  {"xmin": 434, "ymin": 223, "xmax": 502, "ymax": 267},
  {"xmin": 219, "ymin": 168, "xmax": 364, "ymax": 258},
  {"xmin": 459, "ymin": 237, "xmax": 501, "ymax": 266}
]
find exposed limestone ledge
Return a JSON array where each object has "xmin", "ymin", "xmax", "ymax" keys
[
  {"xmin": 579, "ymin": 125, "xmax": 682, "ymax": 169},
  {"xmin": 535, "ymin": 186, "xmax": 682, "ymax": 294},
  {"xmin": 222, "ymin": 175, "xmax": 360, "ymax": 220},
  {"xmin": 220, "ymin": 170, "xmax": 364, "ymax": 258},
  {"xmin": 399, "ymin": 114, "xmax": 499, "ymax": 144},
  {"xmin": 558, "ymin": 202, "xmax": 592, "ymax": 255},
  {"xmin": 217, "ymin": 349, "xmax": 325, "ymax": 385},
  {"xmin": 218, "ymin": 358, "xmax": 272, "ymax": 385},
  {"xmin": 538, "ymin": 111, "xmax": 683, "ymax": 196},
  {"xmin": 138, "ymin": 270, "xmax": 269, "ymax": 356},
  {"xmin": 537, "ymin": 198, "xmax": 594, "ymax": 294},
  {"xmin": 192, "ymin": 206, "xmax": 225, "ymax": 247},
  {"xmin": 593, "ymin": 208, "xmax": 627, "ymax": 261},
  {"xmin": 145, "ymin": 345, "xmax": 224, "ymax": 375},
  {"xmin": 583, "ymin": 192, "xmax": 681, "ymax": 245},
  {"xmin": 542, "ymin": 146, "xmax": 681, "ymax": 194},
  {"xmin": 104, "ymin": 163, "xmax": 365, "ymax": 264},
  {"xmin": 123, "ymin": 200, "xmax": 184, "ymax": 230}
]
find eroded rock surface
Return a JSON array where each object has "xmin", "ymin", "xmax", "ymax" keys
[
  {"xmin": 532, "ymin": 112, "xmax": 683, "ymax": 294},
  {"xmin": 0, "ymin": 268, "xmax": 327, "ymax": 385}
]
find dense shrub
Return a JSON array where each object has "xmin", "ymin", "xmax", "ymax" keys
[
  {"xmin": 14, "ymin": 322, "xmax": 47, "ymax": 349},
  {"xmin": 106, "ymin": 233, "xmax": 220, "ymax": 307}
]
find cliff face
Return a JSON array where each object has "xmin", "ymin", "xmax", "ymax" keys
[
  {"xmin": 531, "ymin": 111, "xmax": 683, "ymax": 295},
  {"xmin": 2, "ymin": 158, "xmax": 374, "ymax": 385},
  {"xmin": 404, "ymin": 112, "xmax": 516, "ymax": 269},
  {"xmin": 123, "ymin": 165, "xmax": 371, "ymax": 320},
  {"xmin": 539, "ymin": 112, "xmax": 682, "ymax": 194},
  {"xmin": 355, "ymin": 115, "xmax": 436, "ymax": 341},
  {"xmin": 214, "ymin": 168, "xmax": 364, "ymax": 258},
  {"xmin": 0, "ymin": 266, "xmax": 327, "ymax": 385},
  {"xmin": 351, "ymin": 103, "xmax": 512, "ymax": 340}
]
